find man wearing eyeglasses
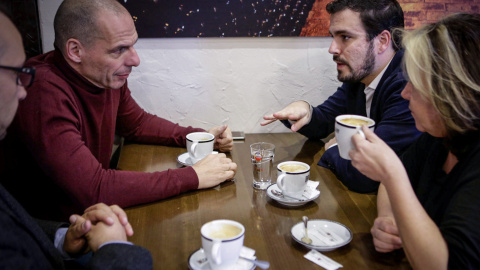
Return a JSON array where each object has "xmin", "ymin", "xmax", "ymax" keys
[
  {"xmin": 0, "ymin": 42, "xmax": 33, "ymax": 140},
  {"xmin": 0, "ymin": 68, "xmax": 29, "ymax": 140},
  {"xmin": 0, "ymin": 7, "xmax": 152, "ymax": 269},
  {"xmin": 0, "ymin": 0, "xmax": 237, "ymax": 221}
]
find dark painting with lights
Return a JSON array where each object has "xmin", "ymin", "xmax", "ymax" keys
[{"xmin": 118, "ymin": 0, "xmax": 317, "ymax": 37}]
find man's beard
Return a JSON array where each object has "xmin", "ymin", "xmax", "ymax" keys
[{"xmin": 335, "ymin": 40, "xmax": 375, "ymax": 83}]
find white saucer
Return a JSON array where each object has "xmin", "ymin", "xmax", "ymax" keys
[
  {"xmin": 291, "ymin": 219, "xmax": 353, "ymax": 252},
  {"xmin": 177, "ymin": 152, "xmax": 194, "ymax": 166},
  {"xmin": 188, "ymin": 248, "xmax": 255, "ymax": 270},
  {"xmin": 266, "ymin": 183, "xmax": 319, "ymax": 207},
  {"xmin": 177, "ymin": 152, "xmax": 218, "ymax": 166}
]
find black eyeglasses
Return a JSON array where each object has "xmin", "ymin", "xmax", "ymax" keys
[{"xmin": 0, "ymin": 65, "xmax": 36, "ymax": 87}]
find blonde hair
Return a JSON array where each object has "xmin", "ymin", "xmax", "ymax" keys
[{"xmin": 402, "ymin": 13, "xmax": 480, "ymax": 136}]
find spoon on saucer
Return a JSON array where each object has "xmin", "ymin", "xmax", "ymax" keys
[
  {"xmin": 302, "ymin": 216, "xmax": 313, "ymax": 244},
  {"xmin": 271, "ymin": 189, "xmax": 305, "ymax": 201},
  {"xmin": 239, "ymin": 256, "xmax": 270, "ymax": 269}
]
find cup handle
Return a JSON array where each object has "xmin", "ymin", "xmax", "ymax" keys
[
  {"xmin": 211, "ymin": 240, "xmax": 222, "ymax": 265},
  {"xmin": 356, "ymin": 127, "xmax": 366, "ymax": 139},
  {"xmin": 277, "ymin": 173, "xmax": 286, "ymax": 191},
  {"xmin": 190, "ymin": 141, "xmax": 199, "ymax": 158}
]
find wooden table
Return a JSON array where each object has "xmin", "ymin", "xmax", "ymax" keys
[{"xmin": 117, "ymin": 133, "xmax": 410, "ymax": 269}]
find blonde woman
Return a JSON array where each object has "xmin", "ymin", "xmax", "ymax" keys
[{"xmin": 350, "ymin": 13, "xmax": 480, "ymax": 269}]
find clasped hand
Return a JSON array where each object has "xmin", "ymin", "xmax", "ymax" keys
[{"xmin": 63, "ymin": 203, "xmax": 133, "ymax": 255}]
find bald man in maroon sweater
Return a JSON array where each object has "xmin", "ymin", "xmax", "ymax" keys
[{"xmin": 0, "ymin": 0, "xmax": 237, "ymax": 221}]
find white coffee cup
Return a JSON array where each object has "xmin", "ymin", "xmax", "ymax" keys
[
  {"xmin": 335, "ymin": 114, "xmax": 375, "ymax": 160},
  {"xmin": 201, "ymin": 219, "xmax": 245, "ymax": 270},
  {"xmin": 186, "ymin": 132, "xmax": 215, "ymax": 164},
  {"xmin": 277, "ymin": 161, "xmax": 310, "ymax": 198}
]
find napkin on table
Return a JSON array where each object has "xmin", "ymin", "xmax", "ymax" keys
[{"xmin": 303, "ymin": 180, "xmax": 320, "ymax": 199}]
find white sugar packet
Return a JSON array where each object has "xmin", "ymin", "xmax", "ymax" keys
[
  {"xmin": 197, "ymin": 246, "xmax": 256, "ymax": 268},
  {"xmin": 239, "ymin": 246, "xmax": 256, "ymax": 260},
  {"xmin": 308, "ymin": 227, "xmax": 344, "ymax": 246},
  {"xmin": 304, "ymin": 249, "xmax": 343, "ymax": 270},
  {"xmin": 303, "ymin": 180, "xmax": 320, "ymax": 199},
  {"xmin": 236, "ymin": 246, "xmax": 256, "ymax": 268}
]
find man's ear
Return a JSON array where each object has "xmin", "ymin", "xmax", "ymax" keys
[
  {"xmin": 65, "ymin": 38, "xmax": 83, "ymax": 64},
  {"xmin": 376, "ymin": 30, "xmax": 392, "ymax": 54}
]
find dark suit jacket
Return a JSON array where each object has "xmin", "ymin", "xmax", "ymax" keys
[
  {"xmin": 282, "ymin": 50, "xmax": 421, "ymax": 193},
  {"xmin": 0, "ymin": 184, "xmax": 152, "ymax": 269}
]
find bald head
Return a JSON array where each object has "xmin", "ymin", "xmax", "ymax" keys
[{"xmin": 53, "ymin": 0, "xmax": 130, "ymax": 55}]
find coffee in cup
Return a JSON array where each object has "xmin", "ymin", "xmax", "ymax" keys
[
  {"xmin": 206, "ymin": 224, "xmax": 243, "ymax": 239},
  {"xmin": 339, "ymin": 118, "xmax": 369, "ymax": 126},
  {"xmin": 201, "ymin": 220, "xmax": 245, "ymax": 270},
  {"xmin": 186, "ymin": 132, "xmax": 215, "ymax": 164},
  {"xmin": 335, "ymin": 114, "xmax": 375, "ymax": 160},
  {"xmin": 277, "ymin": 161, "xmax": 310, "ymax": 198},
  {"xmin": 279, "ymin": 163, "xmax": 308, "ymax": 173}
]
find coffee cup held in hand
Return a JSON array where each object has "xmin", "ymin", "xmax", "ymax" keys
[
  {"xmin": 335, "ymin": 115, "xmax": 375, "ymax": 160},
  {"xmin": 339, "ymin": 118, "xmax": 369, "ymax": 126},
  {"xmin": 201, "ymin": 220, "xmax": 245, "ymax": 270},
  {"xmin": 186, "ymin": 132, "xmax": 215, "ymax": 164},
  {"xmin": 277, "ymin": 161, "xmax": 310, "ymax": 198}
]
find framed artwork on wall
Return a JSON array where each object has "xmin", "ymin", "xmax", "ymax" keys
[
  {"xmin": 118, "ymin": 0, "xmax": 318, "ymax": 37},
  {"xmin": 118, "ymin": 0, "xmax": 480, "ymax": 39}
]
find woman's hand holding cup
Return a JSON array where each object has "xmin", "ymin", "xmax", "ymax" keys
[{"xmin": 350, "ymin": 125, "xmax": 405, "ymax": 183}]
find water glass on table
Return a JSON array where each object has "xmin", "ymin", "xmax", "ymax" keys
[{"xmin": 250, "ymin": 142, "xmax": 275, "ymax": 190}]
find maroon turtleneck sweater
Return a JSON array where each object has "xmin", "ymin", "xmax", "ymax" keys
[{"xmin": 1, "ymin": 50, "xmax": 202, "ymax": 220}]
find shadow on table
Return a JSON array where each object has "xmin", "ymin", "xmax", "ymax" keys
[
  {"xmin": 292, "ymin": 139, "xmax": 325, "ymax": 165},
  {"xmin": 354, "ymin": 232, "xmax": 409, "ymax": 267},
  {"xmin": 265, "ymin": 199, "xmax": 319, "ymax": 213}
]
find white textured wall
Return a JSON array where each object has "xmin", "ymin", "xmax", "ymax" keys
[{"xmin": 38, "ymin": 0, "xmax": 340, "ymax": 133}]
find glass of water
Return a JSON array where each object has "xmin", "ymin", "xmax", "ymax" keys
[{"xmin": 250, "ymin": 142, "xmax": 275, "ymax": 190}]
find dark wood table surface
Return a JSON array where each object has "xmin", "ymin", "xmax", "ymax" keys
[{"xmin": 117, "ymin": 133, "xmax": 410, "ymax": 269}]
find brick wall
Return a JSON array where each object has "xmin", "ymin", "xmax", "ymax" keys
[{"xmin": 301, "ymin": 0, "xmax": 480, "ymax": 36}]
